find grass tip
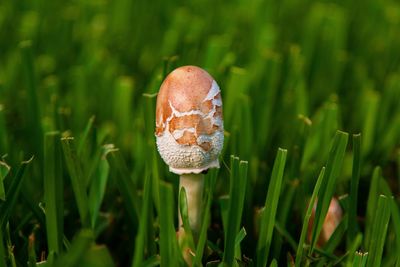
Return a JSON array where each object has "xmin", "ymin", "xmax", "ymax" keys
[
  {"xmin": 103, "ymin": 144, "xmax": 119, "ymax": 157},
  {"xmin": 336, "ymin": 130, "xmax": 349, "ymax": 136},
  {"xmin": 0, "ymin": 160, "xmax": 10, "ymax": 171},
  {"xmin": 278, "ymin": 148, "xmax": 288, "ymax": 153},
  {"xmin": 142, "ymin": 93, "xmax": 158, "ymax": 98},
  {"xmin": 298, "ymin": 114, "xmax": 312, "ymax": 126},
  {"xmin": 22, "ymin": 156, "xmax": 35, "ymax": 164}
]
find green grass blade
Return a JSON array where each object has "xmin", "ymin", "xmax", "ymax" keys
[
  {"xmin": 80, "ymin": 245, "xmax": 115, "ymax": 267},
  {"xmin": 274, "ymin": 222, "xmax": 298, "ymax": 253},
  {"xmin": 28, "ymin": 231, "xmax": 37, "ymax": 267},
  {"xmin": 353, "ymin": 252, "xmax": 368, "ymax": 267},
  {"xmin": 322, "ymin": 214, "xmax": 347, "ymax": 253},
  {"xmin": 52, "ymin": 229, "xmax": 94, "ymax": 267},
  {"xmin": 348, "ymin": 133, "xmax": 361, "ymax": 244},
  {"xmin": 345, "ymin": 233, "xmax": 363, "ymax": 266},
  {"xmin": 151, "ymin": 149, "xmax": 161, "ymax": 214},
  {"xmin": 377, "ymin": 174, "xmax": 400, "ymax": 260},
  {"xmin": 235, "ymin": 227, "xmax": 247, "ymax": 248},
  {"xmin": 366, "ymin": 195, "xmax": 391, "ymax": 267},
  {"xmin": 0, "ymin": 157, "xmax": 33, "ymax": 228},
  {"xmin": 310, "ymin": 130, "xmax": 348, "ymax": 253},
  {"xmin": 193, "ymin": 169, "xmax": 217, "ymax": 267},
  {"xmin": 61, "ymin": 137, "xmax": 90, "ymax": 228},
  {"xmin": 398, "ymin": 152, "xmax": 400, "ymax": 194},
  {"xmin": 83, "ymin": 129, "xmax": 107, "ymax": 190},
  {"xmin": 88, "ymin": 145, "xmax": 110, "ymax": 229},
  {"xmin": 146, "ymin": 156, "xmax": 158, "ymax": 257},
  {"xmin": 0, "ymin": 105, "xmax": 8, "ymax": 153},
  {"xmin": 141, "ymin": 255, "xmax": 161, "ymax": 267},
  {"xmin": 390, "ymin": 197, "xmax": 400, "ymax": 264},
  {"xmin": 0, "ymin": 160, "xmax": 10, "ymax": 201},
  {"xmin": 159, "ymin": 181, "xmax": 181, "ymax": 267},
  {"xmin": 19, "ymin": 40, "xmax": 43, "ymax": 159},
  {"xmin": 21, "ymin": 188, "xmax": 72, "ymax": 254},
  {"xmin": 5, "ymin": 224, "xmax": 17, "ymax": 267},
  {"xmin": 313, "ymin": 247, "xmax": 339, "ymax": 262},
  {"xmin": 105, "ymin": 146, "xmax": 139, "ymax": 225},
  {"xmin": 295, "ymin": 167, "xmax": 325, "ymax": 267},
  {"xmin": 272, "ymin": 182, "xmax": 297, "ymax": 259},
  {"xmin": 132, "ymin": 172, "xmax": 153, "ymax": 267},
  {"xmin": 44, "ymin": 132, "xmax": 63, "ymax": 256},
  {"xmin": 219, "ymin": 196, "xmax": 229, "ymax": 237},
  {"xmin": 256, "ymin": 148, "xmax": 287, "ymax": 267},
  {"xmin": 222, "ymin": 157, "xmax": 248, "ymax": 266},
  {"xmin": 77, "ymin": 115, "xmax": 95, "ymax": 157},
  {"xmin": 379, "ymin": 178, "xmax": 400, "ymax": 265},
  {"xmin": 364, "ymin": 166, "xmax": 381, "ymax": 248},
  {"xmin": 301, "ymin": 102, "xmax": 339, "ymax": 169},
  {"xmin": 179, "ymin": 187, "xmax": 195, "ymax": 252},
  {"xmin": 0, "ymin": 228, "xmax": 6, "ymax": 267}
]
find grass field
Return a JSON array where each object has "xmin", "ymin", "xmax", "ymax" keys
[{"xmin": 1, "ymin": 0, "xmax": 400, "ymax": 266}]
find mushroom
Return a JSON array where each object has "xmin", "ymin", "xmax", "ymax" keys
[
  {"xmin": 155, "ymin": 65, "xmax": 224, "ymax": 239},
  {"xmin": 308, "ymin": 197, "xmax": 342, "ymax": 246}
]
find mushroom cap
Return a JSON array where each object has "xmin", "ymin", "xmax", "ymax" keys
[
  {"xmin": 307, "ymin": 197, "xmax": 342, "ymax": 246},
  {"xmin": 155, "ymin": 66, "xmax": 224, "ymax": 175},
  {"xmin": 320, "ymin": 197, "xmax": 342, "ymax": 242}
]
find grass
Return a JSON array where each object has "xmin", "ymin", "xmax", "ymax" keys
[
  {"xmin": 256, "ymin": 149, "xmax": 286, "ymax": 267},
  {"xmin": 0, "ymin": 0, "xmax": 400, "ymax": 266}
]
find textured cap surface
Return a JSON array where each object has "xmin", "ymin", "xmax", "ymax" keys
[{"xmin": 155, "ymin": 66, "xmax": 224, "ymax": 174}]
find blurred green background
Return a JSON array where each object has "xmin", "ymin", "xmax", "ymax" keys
[{"xmin": 0, "ymin": 0, "xmax": 400, "ymax": 266}]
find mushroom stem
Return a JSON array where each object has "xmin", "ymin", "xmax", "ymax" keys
[{"xmin": 179, "ymin": 173, "xmax": 204, "ymax": 240}]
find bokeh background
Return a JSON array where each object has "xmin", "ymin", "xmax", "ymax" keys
[{"xmin": 0, "ymin": 0, "xmax": 400, "ymax": 266}]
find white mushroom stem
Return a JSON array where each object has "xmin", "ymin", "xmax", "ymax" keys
[{"xmin": 179, "ymin": 173, "xmax": 204, "ymax": 239}]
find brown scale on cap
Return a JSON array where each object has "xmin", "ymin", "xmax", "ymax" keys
[
  {"xmin": 176, "ymin": 131, "xmax": 197, "ymax": 146},
  {"xmin": 155, "ymin": 66, "xmax": 223, "ymax": 151}
]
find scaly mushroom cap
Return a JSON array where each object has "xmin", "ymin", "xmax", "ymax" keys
[{"xmin": 155, "ymin": 66, "xmax": 224, "ymax": 175}]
